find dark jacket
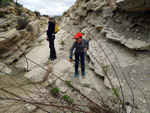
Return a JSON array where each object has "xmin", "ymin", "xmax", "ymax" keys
[
  {"xmin": 70, "ymin": 39, "xmax": 89, "ymax": 58},
  {"xmin": 47, "ymin": 21, "xmax": 55, "ymax": 38}
]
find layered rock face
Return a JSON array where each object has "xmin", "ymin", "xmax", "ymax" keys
[
  {"xmin": 116, "ymin": 0, "xmax": 150, "ymax": 11},
  {"xmin": 60, "ymin": 0, "xmax": 150, "ymax": 111},
  {"xmin": 0, "ymin": 3, "xmax": 48, "ymax": 64},
  {"xmin": 107, "ymin": 0, "xmax": 150, "ymax": 11},
  {"xmin": 61, "ymin": 0, "xmax": 150, "ymax": 66}
]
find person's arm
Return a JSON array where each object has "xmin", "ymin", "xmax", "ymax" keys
[
  {"xmin": 83, "ymin": 39, "xmax": 89, "ymax": 52},
  {"xmin": 69, "ymin": 42, "xmax": 76, "ymax": 61},
  {"xmin": 86, "ymin": 39, "xmax": 89, "ymax": 49}
]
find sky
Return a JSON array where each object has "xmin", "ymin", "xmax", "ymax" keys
[{"xmin": 18, "ymin": 0, "xmax": 76, "ymax": 16}]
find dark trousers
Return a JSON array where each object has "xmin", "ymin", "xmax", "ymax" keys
[
  {"xmin": 49, "ymin": 35, "xmax": 56, "ymax": 59},
  {"xmin": 75, "ymin": 52, "xmax": 85, "ymax": 73}
]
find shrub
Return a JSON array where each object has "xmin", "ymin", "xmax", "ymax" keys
[
  {"xmin": 15, "ymin": 6, "xmax": 22, "ymax": 16},
  {"xmin": 0, "ymin": 0, "xmax": 14, "ymax": 7},
  {"xmin": 17, "ymin": 17, "xmax": 29, "ymax": 30},
  {"xmin": 3, "ymin": 27, "xmax": 8, "ymax": 31},
  {"xmin": 50, "ymin": 87, "xmax": 60, "ymax": 97},
  {"xmin": 0, "ymin": 12, "xmax": 6, "ymax": 18},
  {"xmin": 65, "ymin": 80, "xmax": 71, "ymax": 87},
  {"xmin": 62, "ymin": 11, "xmax": 67, "ymax": 16},
  {"xmin": 61, "ymin": 40, "xmax": 65, "ymax": 46},
  {"xmin": 15, "ymin": 2, "xmax": 23, "ymax": 7},
  {"xmin": 102, "ymin": 63, "xmax": 109, "ymax": 75},
  {"xmin": 34, "ymin": 10, "xmax": 40, "ymax": 17},
  {"xmin": 62, "ymin": 95, "xmax": 73, "ymax": 104},
  {"xmin": 26, "ymin": 24, "xmax": 33, "ymax": 32},
  {"xmin": 83, "ymin": 83, "xmax": 90, "ymax": 88},
  {"xmin": 60, "ymin": 48, "xmax": 64, "ymax": 50}
]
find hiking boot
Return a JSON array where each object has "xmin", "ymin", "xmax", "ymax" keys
[
  {"xmin": 82, "ymin": 72, "xmax": 85, "ymax": 78},
  {"xmin": 74, "ymin": 72, "xmax": 78, "ymax": 77}
]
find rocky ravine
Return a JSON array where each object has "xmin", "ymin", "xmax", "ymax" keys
[{"xmin": 0, "ymin": 0, "xmax": 150, "ymax": 113}]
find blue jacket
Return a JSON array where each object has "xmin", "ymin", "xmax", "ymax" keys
[{"xmin": 70, "ymin": 39, "xmax": 89, "ymax": 58}]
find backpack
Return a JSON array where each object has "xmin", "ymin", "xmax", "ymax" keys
[{"xmin": 55, "ymin": 24, "xmax": 58, "ymax": 33}]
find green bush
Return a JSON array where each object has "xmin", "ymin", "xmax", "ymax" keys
[
  {"xmin": 0, "ymin": 12, "xmax": 6, "ymax": 18},
  {"xmin": 34, "ymin": 10, "xmax": 40, "ymax": 17},
  {"xmin": 26, "ymin": 24, "xmax": 33, "ymax": 32},
  {"xmin": 83, "ymin": 83, "xmax": 90, "ymax": 88},
  {"xmin": 17, "ymin": 18, "xmax": 29, "ymax": 30},
  {"xmin": 15, "ymin": 4, "xmax": 23, "ymax": 16},
  {"xmin": 15, "ymin": 2, "xmax": 23, "ymax": 7},
  {"xmin": 62, "ymin": 11, "xmax": 67, "ymax": 16},
  {"xmin": 0, "ymin": 0, "xmax": 14, "ymax": 7},
  {"xmin": 62, "ymin": 95, "xmax": 73, "ymax": 104},
  {"xmin": 15, "ymin": 6, "xmax": 22, "ymax": 16},
  {"xmin": 60, "ymin": 48, "xmax": 64, "ymax": 50},
  {"xmin": 50, "ymin": 87, "xmax": 60, "ymax": 97},
  {"xmin": 3, "ymin": 27, "xmax": 8, "ymax": 31},
  {"xmin": 65, "ymin": 80, "xmax": 71, "ymax": 87},
  {"xmin": 61, "ymin": 40, "xmax": 65, "ymax": 46}
]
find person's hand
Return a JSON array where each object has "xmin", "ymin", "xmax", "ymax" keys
[
  {"xmin": 70, "ymin": 59, "xmax": 73, "ymax": 62},
  {"xmin": 85, "ymin": 48, "xmax": 88, "ymax": 52},
  {"xmin": 46, "ymin": 37, "xmax": 49, "ymax": 41}
]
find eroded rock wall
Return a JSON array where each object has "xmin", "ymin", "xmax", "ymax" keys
[{"xmin": 0, "ymin": 3, "xmax": 48, "ymax": 64}]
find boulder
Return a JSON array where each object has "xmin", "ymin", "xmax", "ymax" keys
[
  {"xmin": 0, "ymin": 62, "xmax": 12, "ymax": 76},
  {"xmin": 53, "ymin": 59, "xmax": 73, "ymax": 76},
  {"xmin": 24, "ymin": 66, "xmax": 49, "ymax": 83}
]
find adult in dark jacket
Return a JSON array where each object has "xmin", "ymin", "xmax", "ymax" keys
[{"xmin": 47, "ymin": 17, "xmax": 56, "ymax": 61}]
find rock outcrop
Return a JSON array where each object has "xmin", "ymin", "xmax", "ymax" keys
[
  {"xmin": 107, "ymin": 0, "xmax": 150, "ymax": 11},
  {"xmin": 0, "ymin": 2, "xmax": 48, "ymax": 64}
]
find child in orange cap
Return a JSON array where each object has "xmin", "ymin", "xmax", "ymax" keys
[{"xmin": 69, "ymin": 32, "xmax": 89, "ymax": 78}]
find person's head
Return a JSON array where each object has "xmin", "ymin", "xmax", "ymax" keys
[
  {"xmin": 53, "ymin": 18, "xmax": 56, "ymax": 23},
  {"xmin": 48, "ymin": 16, "xmax": 54, "ymax": 21},
  {"xmin": 73, "ymin": 32, "xmax": 82, "ymax": 43}
]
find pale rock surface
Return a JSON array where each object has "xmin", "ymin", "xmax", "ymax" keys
[
  {"xmin": 75, "ymin": 8, "xmax": 87, "ymax": 17},
  {"xmin": 53, "ymin": 59, "xmax": 73, "ymax": 76},
  {"xmin": 94, "ymin": 0, "xmax": 109, "ymax": 12},
  {"xmin": 0, "ymin": 62, "xmax": 12, "ymax": 76},
  {"xmin": 24, "ymin": 66, "xmax": 48, "ymax": 83},
  {"xmin": 104, "ymin": 76, "xmax": 124, "ymax": 88},
  {"xmin": 16, "ymin": 39, "xmax": 49, "ymax": 70},
  {"xmin": 37, "ymin": 33, "xmax": 47, "ymax": 44},
  {"xmin": 24, "ymin": 104, "xmax": 37, "ymax": 113},
  {"xmin": 0, "ymin": 28, "xmax": 19, "ymax": 42}
]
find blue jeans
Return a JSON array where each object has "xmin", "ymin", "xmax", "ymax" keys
[{"xmin": 75, "ymin": 52, "xmax": 85, "ymax": 73}]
